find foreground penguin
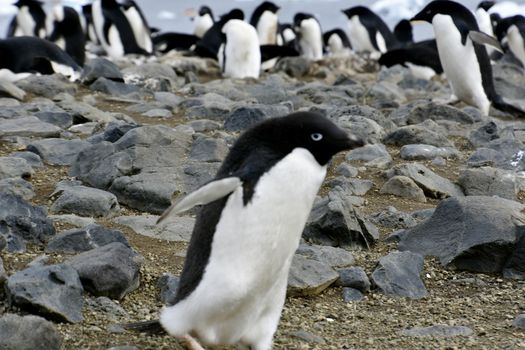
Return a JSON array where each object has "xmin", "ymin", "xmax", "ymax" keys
[
  {"xmin": 411, "ymin": 0, "xmax": 524, "ymax": 117},
  {"xmin": 250, "ymin": 1, "xmax": 280, "ymax": 45},
  {"xmin": 47, "ymin": 5, "xmax": 86, "ymax": 66},
  {"xmin": 123, "ymin": 111, "xmax": 364, "ymax": 349},
  {"xmin": 8, "ymin": 0, "xmax": 46, "ymax": 38},
  {"xmin": 219, "ymin": 20, "xmax": 261, "ymax": 79},
  {"xmin": 294, "ymin": 13, "xmax": 323, "ymax": 61}
]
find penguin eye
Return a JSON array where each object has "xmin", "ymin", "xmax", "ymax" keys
[{"xmin": 311, "ymin": 133, "xmax": 323, "ymax": 141}]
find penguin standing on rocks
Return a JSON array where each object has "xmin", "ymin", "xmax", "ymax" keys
[
  {"xmin": 342, "ymin": 6, "xmax": 397, "ymax": 59},
  {"xmin": 323, "ymin": 29, "xmax": 352, "ymax": 56},
  {"xmin": 121, "ymin": 0, "xmax": 153, "ymax": 54},
  {"xmin": 476, "ymin": 1, "xmax": 497, "ymax": 36},
  {"xmin": 193, "ymin": 6, "xmax": 214, "ymax": 38},
  {"xmin": 250, "ymin": 1, "xmax": 280, "ymax": 45},
  {"xmin": 393, "ymin": 19, "xmax": 414, "ymax": 47},
  {"xmin": 47, "ymin": 5, "xmax": 86, "ymax": 66},
  {"xmin": 8, "ymin": 0, "xmax": 46, "ymax": 38},
  {"xmin": 495, "ymin": 15, "xmax": 525, "ymax": 71},
  {"xmin": 81, "ymin": 4, "xmax": 99, "ymax": 45},
  {"xmin": 294, "ymin": 13, "xmax": 323, "ymax": 61},
  {"xmin": 123, "ymin": 111, "xmax": 364, "ymax": 350},
  {"xmin": 219, "ymin": 19, "xmax": 261, "ymax": 79},
  {"xmin": 411, "ymin": 0, "xmax": 525, "ymax": 117}
]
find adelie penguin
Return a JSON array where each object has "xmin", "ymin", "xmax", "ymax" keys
[
  {"xmin": 323, "ymin": 29, "xmax": 352, "ymax": 57},
  {"xmin": 495, "ymin": 15, "xmax": 525, "ymax": 72},
  {"xmin": 342, "ymin": 6, "xmax": 397, "ymax": 59},
  {"xmin": 193, "ymin": 6, "xmax": 214, "ymax": 38},
  {"xmin": 219, "ymin": 20, "xmax": 261, "ymax": 79},
  {"xmin": 47, "ymin": 5, "xmax": 86, "ymax": 66},
  {"xmin": 81, "ymin": 4, "xmax": 99, "ymax": 45},
  {"xmin": 411, "ymin": 0, "xmax": 525, "ymax": 117},
  {"xmin": 123, "ymin": 111, "xmax": 364, "ymax": 350},
  {"xmin": 294, "ymin": 13, "xmax": 323, "ymax": 61},
  {"xmin": 250, "ymin": 1, "xmax": 280, "ymax": 45},
  {"xmin": 7, "ymin": 0, "xmax": 46, "ymax": 38},
  {"xmin": 120, "ymin": 0, "xmax": 153, "ymax": 54}
]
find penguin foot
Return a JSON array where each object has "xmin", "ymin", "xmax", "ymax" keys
[{"xmin": 179, "ymin": 334, "xmax": 206, "ymax": 350}]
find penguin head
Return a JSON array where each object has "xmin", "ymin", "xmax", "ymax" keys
[
  {"xmin": 245, "ymin": 112, "xmax": 364, "ymax": 166},
  {"xmin": 411, "ymin": 0, "xmax": 472, "ymax": 24},
  {"xmin": 258, "ymin": 1, "xmax": 280, "ymax": 14},
  {"xmin": 393, "ymin": 19, "xmax": 413, "ymax": 45},
  {"xmin": 477, "ymin": 1, "xmax": 496, "ymax": 11},
  {"xmin": 293, "ymin": 13, "xmax": 316, "ymax": 31},
  {"xmin": 341, "ymin": 6, "xmax": 373, "ymax": 20},
  {"xmin": 13, "ymin": 0, "xmax": 42, "ymax": 8},
  {"xmin": 199, "ymin": 6, "xmax": 214, "ymax": 18},
  {"xmin": 219, "ymin": 8, "xmax": 245, "ymax": 25}
]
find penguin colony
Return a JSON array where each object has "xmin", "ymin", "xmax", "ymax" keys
[{"xmin": 3, "ymin": 1, "xmax": 525, "ymax": 349}]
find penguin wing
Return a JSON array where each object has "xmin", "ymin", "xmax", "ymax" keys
[
  {"xmin": 157, "ymin": 177, "xmax": 242, "ymax": 224},
  {"xmin": 468, "ymin": 30, "xmax": 503, "ymax": 52}
]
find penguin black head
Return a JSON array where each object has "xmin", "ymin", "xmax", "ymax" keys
[
  {"xmin": 257, "ymin": 1, "xmax": 280, "ymax": 14},
  {"xmin": 101, "ymin": 0, "xmax": 120, "ymax": 10},
  {"xmin": 393, "ymin": 19, "xmax": 413, "ymax": 45},
  {"xmin": 478, "ymin": 1, "xmax": 496, "ymax": 11},
  {"xmin": 219, "ymin": 8, "xmax": 244, "ymax": 24},
  {"xmin": 341, "ymin": 6, "xmax": 374, "ymax": 19},
  {"xmin": 13, "ymin": 0, "xmax": 42, "ymax": 8},
  {"xmin": 199, "ymin": 6, "xmax": 213, "ymax": 17},
  {"xmin": 411, "ymin": 0, "xmax": 475, "ymax": 25},
  {"xmin": 495, "ymin": 15, "xmax": 525, "ymax": 41},
  {"xmin": 293, "ymin": 13, "xmax": 316, "ymax": 28}
]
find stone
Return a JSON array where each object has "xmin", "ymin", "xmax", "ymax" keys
[
  {"xmin": 0, "ymin": 314, "xmax": 62, "ymax": 350},
  {"xmin": 16, "ymin": 75, "xmax": 76, "ymax": 98},
  {"xmin": 327, "ymin": 177, "xmax": 374, "ymax": 196},
  {"xmin": 512, "ymin": 314, "xmax": 525, "ymax": 329},
  {"xmin": 6, "ymin": 264, "xmax": 84, "ymax": 322},
  {"xmin": 189, "ymin": 135, "xmax": 229, "ymax": 163},
  {"xmin": 224, "ymin": 104, "xmax": 290, "ymax": 131},
  {"xmin": 367, "ymin": 81, "xmax": 406, "ymax": 108},
  {"xmin": 335, "ymin": 163, "xmax": 358, "ymax": 178},
  {"xmin": 337, "ymin": 115, "xmax": 386, "ymax": 144},
  {"xmin": 400, "ymin": 325, "xmax": 473, "ymax": 337},
  {"xmin": 34, "ymin": 111, "xmax": 73, "ymax": 129},
  {"xmin": 404, "ymin": 102, "xmax": 476, "ymax": 125},
  {"xmin": 371, "ymin": 251, "xmax": 428, "ymax": 299},
  {"xmin": 0, "ymin": 177, "xmax": 34, "ymax": 200},
  {"xmin": 368, "ymin": 206, "xmax": 418, "ymax": 229},
  {"xmin": 123, "ymin": 62, "xmax": 178, "ymax": 91},
  {"xmin": 58, "ymin": 99, "xmax": 116, "ymax": 123},
  {"xmin": 85, "ymin": 296, "xmax": 128, "ymax": 322},
  {"xmin": 289, "ymin": 330, "xmax": 326, "ymax": 344},
  {"xmin": 287, "ymin": 254, "xmax": 339, "ymax": 297},
  {"xmin": 503, "ymin": 232, "xmax": 525, "ymax": 280},
  {"xmin": 0, "ymin": 156, "xmax": 33, "ymax": 180},
  {"xmin": 158, "ymin": 273, "xmax": 180, "ymax": 305},
  {"xmin": 187, "ymin": 119, "xmax": 222, "ymax": 133},
  {"xmin": 8, "ymin": 151, "xmax": 43, "ymax": 168},
  {"xmin": 400, "ymin": 144, "xmax": 459, "ymax": 160},
  {"xmin": 469, "ymin": 122, "xmax": 500, "ymax": 147},
  {"xmin": 274, "ymin": 56, "xmax": 311, "ymax": 77},
  {"xmin": 65, "ymin": 242, "xmax": 144, "ymax": 300},
  {"xmin": 296, "ymin": 244, "xmax": 354, "ymax": 268},
  {"xmin": 81, "ymin": 58, "xmax": 124, "ymax": 84},
  {"xmin": 114, "ymin": 215, "xmax": 194, "ymax": 242},
  {"xmin": 154, "ymin": 91, "xmax": 184, "ymax": 107},
  {"xmin": 46, "ymin": 224, "xmax": 130, "ymax": 253},
  {"xmin": 142, "ymin": 108, "xmax": 172, "ymax": 118},
  {"xmin": 399, "ymin": 196, "xmax": 525, "ymax": 273},
  {"xmin": 0, "ymin": 116, "xmax": 61, "ymax": 138},
  {"xmin": 467, "ymin": 147, "xmax": 507, "ymax": 168},
  {"xmin": 383, "ymin": 124, "xmax": 453, "ymax": 148},
  {"xmin": 49, "ymin": 214, "xmax": 97, "ymax": 228},
  {"xmin": 26, "ymin": 138, "xmax": 91, "ymax": 166},
  {"xmin": 458, "ymin": 167, "xmax": 518, "ymax": 200},
  {"xmin": 50, "ymin": 183, "xmax": 120, "ymax": 217},
  {"xmin": 385, "ymin": 163, "xmax": 464, "ymax": 199},
  {"xmin": 336, "ymin": 267, "xmax": 371, "ymax": 292},
  {"xmin": 346, "ymin": 143, "xmax": 391, "ymax": 162},
  {"xmin": 0, "ymin": 235, "xmax": 6, "ymax": 251},
  {"xmin": 182, "ymin": 92, "xmax": 235, "ymax": 120},
  {"xmin": 342, "ymin": 287, "xmax": 364, "ymax": 302},
  {"xmin": 380, "ymin": 175, "xmax": 427, "ymax": 202},
  {"xmin": 90, "ymin": 77, "xmax": 142, "ymax": 97}
]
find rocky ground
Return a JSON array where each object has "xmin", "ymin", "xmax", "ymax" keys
[{"xmin": 0, "ymin": 52, "xmax": 525, "ymax": 350}]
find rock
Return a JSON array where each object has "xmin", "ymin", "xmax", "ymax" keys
[
  {"xmin": 123, "ymin": 63, "xmax": 178, "ymax": 91},
  {"xmin": 85, "ymin": 296, "xmax": 128, "ymax": 322},
  {"xmin": 274, "ymin": 57, "xmax": 311, "ymax": 77},
  {"xmin": 90, "ymin": 77, "xmax": 142, "ymax": 97},
  {"xmin": 335, "ymin": 163, "xmax": 358, "ymax": 178},
  {"xmin": 337, "ymin": 115, "xmax": 386, "ymax": 144},
  {"xmin": 0, "ymin": 193, "xmax": 55, "ymax": 252},
  {"xmin": 367, "ymin": 206, "xmax": 418, "ymax": 229},
  {"xmin": 400, "ymin": 325, "xmax": 473, "ymax": 337},
  {"xmin": 296, "ymin": 244, "xmax": 354, "ymax": 268},
  {"xmin": 371, "ymin": 251, "xmax": 428, "ymax": 299},
  {"xmin": 0, "ymin": 116, "xmax": 61, "ymax": 138},
  {"xmin": 457, "ymin": 167, "xmax": 518, "ymax": 200},
  {"xmin": 81, "ymin": 58, "xmax": 124, "ymax": 85},
  {"xmin": 154, "ymin": 91, "xmax": 184, "ymax": 108},
  {"xmin": 467, "ymin": 147, "xmax": 507, "ymax": 168},
  {"xmin": 6, "ymin": 264, "xmax": 84, "ymax": 322},
  {"xmin": 336, "ymin": 267, "xmax": 370, "ymax": 292},
  {"xmin": 142, "ymin": 108, "xmax": 172, "ymax": 118},
  {"xmin": 469, "ymin": 122, "xmax": 500, "ymax": 147},
  {"xmin": 49, "ymin": 214, "xmax": 97, "ymax": 228},
  {"xmin": 58, "ymin": 99, "xmax": 116, "ymax": 123},
  {"xmin": 46, "ymin": 224, "xmax": 130, "ymax": 253},
  {"xmin": 187, "ymin": 119, "xmax": 222, "ymax": 133},
  {"xmin": 224, "ymin": 104, "xmax": 290, "ymax": 131},
  {"xmin": 385, "ymin": 163, "xmax": 464, "ymax": 199},
  {"xmin": 400, "ymin": 144, "xmax": 459, "ymax": 160},
  {"xmin": 383, "ymin": 124, "xmax": 453, "ymax": 148},
  {"xmin": 367, "ymin": 81, "xmax": 406, "ymax": 108},
  {"xmin": 16, "ymin": 75, "xmax": 76, "ymax": 98},
  {"xmin": 0, "ymin": 314, "xmax": 62, "ymax": 350},
  {"xmin": 50, "ymin": 183, "xmax": 120, "ymax": 217},
  {"xmin": 0, "ymin": 156, "xmax": 33, "ymax": 180},
  {"xmin": 0, "ymin": 177, "xmax": 34, "ymax": 200},
  {"xmin": 26, "ymin": 138, "xmax": 91, "ymax": 166},
  {"xmin": 289, "ymin": 330, "xmax": 326, "ymax": 344},
  {"xmin": 287, "ymin": 255, "xmax": 339, "ymax": 297},
  {"xmin": 403, "ymin": 102, "xmax": 476, "ymax": 125},
  {"xmin": 158, "ymin": 273, "xmax": 180, "ymax": 305},
  {"xmin": 8, "ymin": 151, "xmax": 43, "ymax": 168},
  {"xmin": 512, "ymin": 314, "xmax": 525, "ymax": 329},
  {"xmin": 0, "ymin": 235, "xmax": 5, "ymax": 251},
  {"xmin": 398, "ymin": 196, "xmax": 525, "ymax": 273},
  {"xmin": 346, "ymin": 143, "xmax": 391, "ymax": 162},
  {"xmin": 34, "ymin": 111, "xmax": 73, "ymax": 129},
  {"xmin": 342, "ymin": 287, "xmax": 364, "ymax": 302},
  {"xmin": 328, "ymin": 177, "xmax": 374, "ymax": 196},
  {"xmin": 503, "ymin": 232, "xmax": 525, "ymax": 280},
  {"xmin": 182, "ymin": 92, "xmax": 235, "ymax": 120},
  {"xmin": 65, "ymin": 242, "xmax": 144, "ymax": 300},
  {"xmin": 380, "ymin": 175, "xmax": 427, "ymax": 202},
  {"xmin": 113, "ymin": 215, "xmax": 194, "ymax": 242},
  {"xmin": 189, "ymin": 135, "xmax": 229, "ymax": 162}
]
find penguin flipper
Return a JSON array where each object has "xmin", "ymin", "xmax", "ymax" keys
[
  {"xmin": 468, "ymin": 31, "xmax": 503, "ymax": 53},
  {"xmin": 157, "ymin": 177, "xmax": 242, "ymax": 224},
  {"xmin": 121, "ymin": 319, "xmax": 165, "ymax": 334}
]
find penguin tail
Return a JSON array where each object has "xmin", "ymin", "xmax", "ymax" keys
[
  {"xmin": 492, "ymin": 95, "xmax": 525, "ymax": 118},
  {"xmin": 121, "ymin": 319, "xmax": 166, "ymax": 334}
]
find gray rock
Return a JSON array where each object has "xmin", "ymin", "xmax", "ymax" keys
[
  {"xmin": 469, "ymin": 122, "xmax": 500, "ymax": 147},
  {"xmin": 142, "ymin": 108, "xmax": 172, "ymax": 118},
  {"xmin": 485, "ymin": 138, "xmax": 525, "ymax": 171},
  {"xmin": 0, "ymin": 234, "xmax": 5, "ymax": 251},
  {"xmin": 289, "ymin": 330, "xmax": 326, "ymax": 344},
  {"xmin": 336, "ymin": 267, "xmax": 370, "ymax": 292},
  {"xmin": 383, "ymin": 124, "xmax": 453, "ymax": 148},
  {"xmin": 113, "ymin": 215, "xmax": 194, "ymax": 242},
  {"xmin": 400, "ymin": 144, "xmax": 459, "ymax": 160},
  {"xmin": 346, "ymin": 143, "xmax": 391, "ymax": 162},
  {"xmin": 58, "ymin": 99, "xmax": 116, "ymax": 123},
  {"xmin": 85, "ymin": 296, "xmax": 128, "ymax": 322},
  {"xmin": 399, "ymin": 196, "xmax": 525, "ymax": 273},
  {"xmin": 380, "ymin": 175, "xmax": 427, "ymax": 202},
  {"xmin": 400, "ymin": 325, "xmax": 473, "ymax": 337},
  {"xmin": 404, "ymin": 102, "xmax": 476, "ymax": 125},
  {"xmin": 503, "ymin": 232, "xmax": 525, "ymax": 280},
  {"xmin": 335, "ymin": 163, "xmax": 358, "ymax": 178},
  {"xmin": 34, "ymin": 111, "xmax": 73, "ymax": 129},
  {"xmin": 16, "ymin": 75, "xmax": 76, "ymax": 98},
  {"xmin": 189, "ymin": 135, "xmax": 229, "ymax": 162},
  {"xmin": 224, "ymin": 104, "xmax": 290, "ymax": 131},
  {"xmin": 187, "ymin": 119, "xmax": 222, "ymax": 133},
  {"xmin": 371, "ymin": 251, "xmax": 428, "ymax": 299},
  {"xmin": 366, "ymin": 81, "xmax": 406, "ymax": 108},
  {"xmin": 385, "ymin": 163, "xmax": 464, "ymax": 199},
  {"xmin": 46, "ymin": 224, "xmax": 130, "ymax": 253},
  {"xmin": 296, "ymin": 244, "xmax": 354, "ymax": 268},
  {"xmin": 50, "ymin": 183, "xmax": 120, "ymax": 217},
  {"xmin": 512, "ymin": 314, "xmax": 525, "ymax": 329},
  {"xmin": 337, "ymin": 115, "xmax": 386, "ymax": 144},
  {"xmin": 342, "ymin": 287, "xmax": 364, "ymax": 302},
  {"xmin": 368, "ymin": 206, "xmax": 418, "ymax": 229},
  {"xmin": 90, "ymin": 77, "xmax": 142, "ymax": 97},
  {"xmin": 154, "ymin": 91, "xmax": 184, "ymax": 108},
  {"xmin": 182, "ymin": 92, "xmax": 234, "ymax": 120},
  {"xmin": 0, "ymin": 314, "xmax": 62, "ymax": 350},
  {"xmin": 458, "ymin": 167, "xmax": 518, "ymax": 200},
  {"xmin": 123, "ymin": 63, "xmax": 178, "ymax": 91},
  {"xmin": 9, "ymin": 151, "xmax": 43, "ymax": 168},
  {"xmin": 0, "ymin": 256, "xmax": 6, "ymax": 285},
  {"xmin": 287, "ymin": 254, "xmax": 339, "ymax": 296},
  {"xmin": 274, "ymin": 56, "xmax": 311, "ymax": 77},
  {"xmin": 65, "ymin": 242, "xmax": 144, "ymax": 300},
  {"xmin": 6, "ymin": 264, "xmax": 84, "ymax": 322},
  {"xmin": 26, "ymin": 138, "xmax": 91, "ymax": 165},
  {"xmin": 158, "ymin": 273, "xmax": 180, "ymax": 305},
  {"xmin": 49, "ymin": 214, "xmax": 97, "ymax": 228},
  {"xmin": 0, "ymin": 156, "xmax": 33, "ymax": 180},
  {"xmin": 81, "ymin": 58, "xmax": 124, "ymax": 84},
  {"xmin": 0, "ymin": 177, "xmax": 34, "ymax": 200},
  {"xmin": 467, "ymin": 147, "xmax": 507, "ymax": 168},
  {"xmin": 411, "ymin": 208, "xmax": 435, "ymax": 221},
  {"xmin": 0, "ymin": 116, "xmax": 61, "ymax": 138},
  {"xmin": 0, "ymin": 193, "xmax": 55, "ymax": 252}
]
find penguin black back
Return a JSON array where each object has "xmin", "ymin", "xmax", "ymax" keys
[
  {"xmin": 13, "ymin": 0, "xmax": 46, "ymax": 37},
  {"xmin": 393, "ymin": 19, "xmax": 414, "ymax": 47},
  {"xmin": 48, "ymin": 6, "xmax": 86, "ymax": 66},
  {"xmin": 379, "ymin": 39, "xmax": 443, "ymax": 74},
  {"xmin": 342, "ymin": 6, "xmax": 398, "ymax": 50},
  {"xmin": 249, "ymin": 1, "xmax": 280, "ymax": 27}
]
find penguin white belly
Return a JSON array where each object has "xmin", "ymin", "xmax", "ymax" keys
[
  {"xmin": 124, "ymin": 7, "xmax": 152, "ymax": 53},
  {"xmin": 328, "ymin": 34, "xmax": 344, "ymax": 55},
  {"xmin": 107, "ymin": 25, "xmax": 125, "ymax": 58},
  {"xmin": 17, "ymin": 7, "xmax": 35, "ymax": 37},
  {"xmin": 299, "ymin": 18, "xmax": 323, "ymax": 61},
  {"xmin": 222, "ymin": 20, "xmax": 261, "ymax": 79},
  {"xmin": 92, "ymin": 0, "xmax": 107, "ymax": 47},
  {"xmin": 348, "ymin": 16, "xmax": 375, "ymax": 53},
  {"xmin": 433, "ymin": 14, "xmax": 491, "ymax": 114},
  {"xmin": 194, "ymin": 14, "xmax": 213, "ymax": 38},
  {"xmin": 257, "ymin": 11, "xmax": 278, "ymax": 45},
  {"xmin": 406, "ymin": 63, "xmax": 437, "ymax": 80},
  {"xmin": 160, "ymin": 148, "xmax": 327, "ymax": 348},
  {"xmin": 50, "ymin": 61, "xmax": 80, "ymax": 82},
  {"xmin": 475, "ymin": 8, "xmax": 495, "ymax": 56},
  {"xmin": 508, "ymin": 25, "xmax": 525, "ymax": 70}
]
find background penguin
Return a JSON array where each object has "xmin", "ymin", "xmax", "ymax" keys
[
  {"xmin": 476, "ymin": 1, "xmax": 497, "ymax": 36},
  {"xmin": 193, "ymin": 6, "xmax": 214, "ymax": 38},
  {"xmin": 342, "ymin": 6, "xmax": 398, "ymax": 59},
  {"xmin": 47, "ymin": 5, "xmax": 86, "ymax": 66},
  {"xmin": 495, "ymin": 15, "xmax": 525, "ymax": 71},
  {"xmin": 393, "ymin": 19, "xmax": 414, "ymax": 47},
  {"xmin": 278, "ymin": 23, "xmax": 297, "ymax": 47},
  {"xmin": 152, "ymin": 33, "xmax": 199, "ymax": 53},
  {"xmin": 81, "ymin": 4, "xmax": 99, "ymax": 45},
  {"xmin": 411, "ymin": 0, "xmax": 524, "ymax": 117},
  {"xmin": 8, "ymin": 0, "xmax": 47, "ymax": 38},
  {"xmin": 0, "ymin": 36, "xmax": 82, "ymax": 82},
  {"xmin": 123, "ymin": 111, "xmax": 364, "ymax": 349},
  {"xmin": 294, "ymin": 12, "xmax": 323, "ymax": 61},
  {"xmin": 323, "ymin": 29, "xmax": 352, "ymax": 56},
  {"xmin": 121, "ymin": 0, "xmax": 153, "ymax": 54},
  {"xmin": 250, "ymin": 1, "xmax": 280, "ymax": 45},
  {"xmin": 219, "ymin": 19, "xmax": 261, "ymax": 79}
]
